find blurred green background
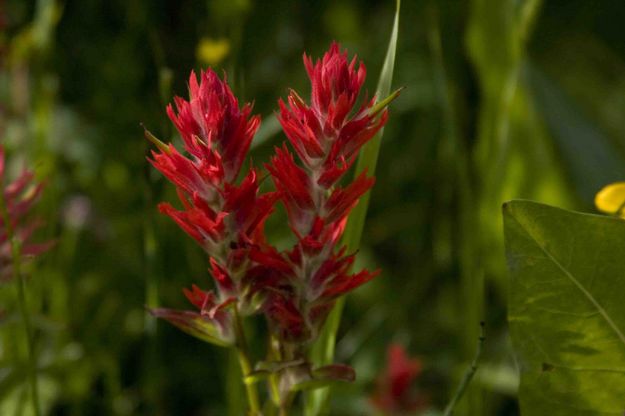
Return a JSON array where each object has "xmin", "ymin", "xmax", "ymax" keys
[{"xmin": 2, "ymin": 0, "xmax": 625, "ymax": 414}]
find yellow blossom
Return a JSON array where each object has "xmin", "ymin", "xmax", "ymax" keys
[
  {"xmin": 196, "ymin": 37, "xmax": 230, "ymax": 66},
  {"xmin": 595, "ymin": 182, "xmax": 625, "ymax": 217}
]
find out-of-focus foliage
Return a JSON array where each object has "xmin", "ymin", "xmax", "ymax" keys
[{"xmin": 2, "ymin": 0, "xmax": 625, "ymax": 414}]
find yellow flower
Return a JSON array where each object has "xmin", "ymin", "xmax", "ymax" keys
[
  {"xmin": 595, "ymin": 182, "xmax": 625, "ymax": 217},
  {"xmin": 196, "ymin": 38, "xmax": 230, "ymax": 66}
]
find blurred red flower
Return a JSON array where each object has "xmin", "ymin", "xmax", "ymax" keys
[
  {"xmin": 370, "ymin": 344, "xmax": 425, "ymax": 414},
  {"xmin": 0, "ymin": 146, "xmax": 53, "ymax": 281}
]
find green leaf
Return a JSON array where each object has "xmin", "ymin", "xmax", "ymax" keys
[
  {"xmin": 149, "ymin": 308, "xmax": 233, "ymax": 347},
  {"xmin": 503, "ymin": 200, "xmax": 625, "ymax": 415},
  {"xmin": 305, "ymin": 1, "xmax": 401, "ymax": 414}
]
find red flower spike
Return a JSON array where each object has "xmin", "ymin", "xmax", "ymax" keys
[
  {"xmin": 0, "ymin": 147, "xmax": 53, "ymax": 282},
  {"xmin": 148, "ymin": 67, "xmax": 279, "ymax": 344},
  {"xmin": 370, "ymin": 344, "xmax": 426, "ymax": 414},
  {"xmin": 277, "ymin": 42, "xmax": 387, "ymax": 188},
  {"xmin": 166, "ymin": 69, "xmax": 260, "ymax": 182},
  {"xmin": 264, "ymin": 42, "xmax": 392, "ymax": 344},
  {"xmin": 303, "ymin": 41, "xmax": 366, "ymax": 130}
]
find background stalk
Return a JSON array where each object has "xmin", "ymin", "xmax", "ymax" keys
[
  {"xmin": 0, "ymin": 181, "xmax": 41, "ymax": 416},
  {"xmin": 443, "ymin": 322, "xmax": 485, "ymax": 416}
]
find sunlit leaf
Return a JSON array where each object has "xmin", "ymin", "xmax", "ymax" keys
[{"xmin": 504, "ymin": 200, "xmax": 625, "ymax": 415}]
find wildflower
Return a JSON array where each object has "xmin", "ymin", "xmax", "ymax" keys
[
  {"xmin": 259, "ymin": 42, "xmax": 393, "ymax": 344},
  {"xmin": 0, "ymin": 146, "xmax": 53, "ymax": 281},
  {"xmin": 370, "ymin": 344, "xmax": 425, "ymax": 414},
  {"xmin": 147, "ymin": 69, "xmax": 277, "ymax": 345},
  {"xmin": 146, "ymin": 41, "xmax": 399, "ymax": 413},
  {"xmin": 595, "ymin": 182, "xmax": 625, "ymax": 218},
  {"xmin": 196, "ymin": 37, "xmax": 230, "ymax": 66}
]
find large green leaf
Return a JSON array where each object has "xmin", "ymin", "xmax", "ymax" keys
[{"xmin": 503, "ymin": 200, "xmax": 625, "ymax": 415}]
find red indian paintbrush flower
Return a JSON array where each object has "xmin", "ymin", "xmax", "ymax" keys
[
  {"xmin": 145, "ymin": 41, "xmax": 399, "ymax": 413},
  {"xmin": 370, "ymin": 344, "xmax": 426, "ymax": 414},
  {"xmin": 147, "ymin": 69, "xmax": 278, "ymax": 346},
  {"xmin": 257, "ymin": 42, "xmax": 394, "ymax": 344},
  {"xmin": 0, "ymin": 146, "xmax": 53, "ymax": 281}
]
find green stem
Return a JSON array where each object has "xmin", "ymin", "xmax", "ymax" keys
[
  {"xmin": 279, "ymin": 400, "xmax": 289, "ymax": 416},
  {"xmin": 443, "ymin": 322, "xmax": 485, "ymax": 416},
  {"xmin": 267, "ymin": 337, "xmax": 283, "ymax": 410},
  {"xmin": 233, "ymin": 305, "xmax": 261, "ymax": 415},
  {"xmin": 0, "ymin": 184, "xmax": 41, "ymax": 416}
]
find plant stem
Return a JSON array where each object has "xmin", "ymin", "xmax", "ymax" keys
[
  {"xmin": 233, "ymin": 304, "xmax": 261, "ymax": 415},
  {"xmin": 443, "ymin": 322, "xmax": 485, "ymax": 416},
  {"xmin": 267, "ymin": 336, "xmax": 283, "ymax": 411},
  {"xmin": 0, "ymin": 186, "xmax": 41, "ymax": 416}
]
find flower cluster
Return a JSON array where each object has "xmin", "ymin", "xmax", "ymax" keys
[
  {"xmin": 257, "ymin": 42, "xmax": 387, "ymax": 344},
  {"xmin": 0, "ymin": 146, "xmax": 53, "ymax": 281},
  {"xmin": 147, "ymin": 69, "xmax": 277, "ymax": 345},
  {"xmin": 147, "ymin": 41, "xmax": 398, "ymax": 412}
]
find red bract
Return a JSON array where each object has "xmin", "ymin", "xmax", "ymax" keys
[
  {"xmin": 0, "ymin": 147, "xmax": 53, "ymax": 281},
  {"xmin": 278, "ymin": 42, "xmax": 387, "ymax": 190},
  {"xmin": 261, "ymin": 42, "xmax": 391, "ymax": 344},
  {"xmin": 148, "ymin": 69, "xmax": 277, "ymax": 345},
  {"xmin": 150, "ymin": 284, "xmax": 234, "ymax": 347},
  {"xmin": 370, "ymin": 344, "xmax": 425, "ymax": 414},
  {"xmin": 166, "ymin": 69, "xmax": 260, "ymax": 183}
]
